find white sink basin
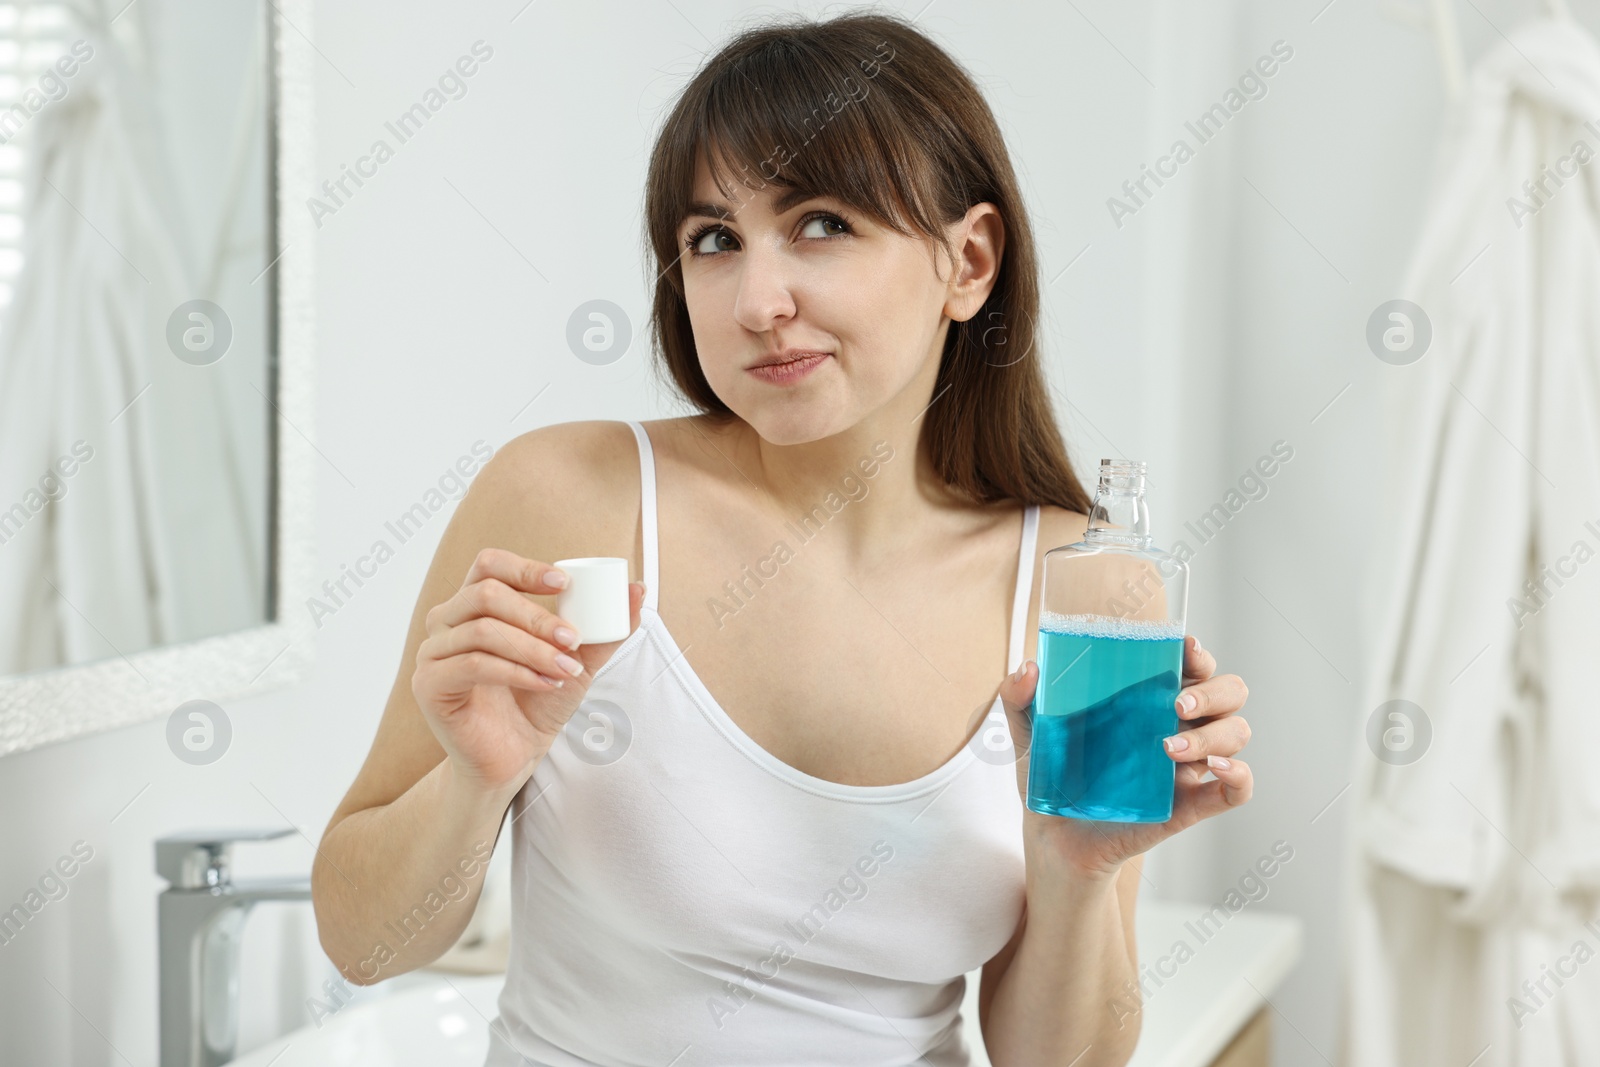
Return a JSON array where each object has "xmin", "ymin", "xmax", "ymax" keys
[{"xmin": 225, "ymin": 973, "xmax": 506, "ymax": 1066}]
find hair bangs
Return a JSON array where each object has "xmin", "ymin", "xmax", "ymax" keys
[{"xmin": 687, "ymin": 46, "xmax": 936, "ymax": 241}]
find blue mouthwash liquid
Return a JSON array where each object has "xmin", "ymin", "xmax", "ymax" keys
[{"xmin": 1027, "ymin": 610, "xmax": 1185, "ymax": 822}]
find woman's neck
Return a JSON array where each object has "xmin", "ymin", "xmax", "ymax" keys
[{"xmin": 699, "ymin": 409, "xmax": 984, "ymax": 567}]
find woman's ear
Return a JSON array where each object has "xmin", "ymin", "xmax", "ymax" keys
[{"xmin": 943, "ymin": 202, "xmax": 1005, "ymax": 323}]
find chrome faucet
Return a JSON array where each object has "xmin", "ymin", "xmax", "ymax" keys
[{"xmin": 156, "ymin": 828, "xmax": 311, "ymax": 1067}]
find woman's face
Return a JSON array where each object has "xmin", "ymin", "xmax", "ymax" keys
[{"xmin": 675, "ymin": 155, "xmax": 995, "ymax": 446}]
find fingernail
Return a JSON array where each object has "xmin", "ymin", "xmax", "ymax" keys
[
  {"xmin": 547, "ymin": 570, "xmax": 568, "ymax": 589},
  {"xmin": 1178, "ymin": 693, "xmax": 1197, "ymax": 715},
  {"xmin": 1164, "ymin": 734, "xmax": 1189, "ymax": 753},
  {"xmin": 555, "ymin": 653, "xmax": 585, "ymax": 678},
  {"xmin": 1194, "ymin": 636, "xmax": 1202, "ymax": 652},
  {"xmin": 1207, "ymin": 754, "xmax": 1230, "ymax": 771},
  {"xmin": 554, "ymin": 626, "xmax": 579, "ymax": 649},
  {"xmin": 541, "ymin": 673, "xmax": 565, "ymax": 688}
]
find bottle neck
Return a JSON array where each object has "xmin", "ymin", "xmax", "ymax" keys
[{"xmin": 1084, "ymin": 463, "xmax": 1151, "ymax": 549}]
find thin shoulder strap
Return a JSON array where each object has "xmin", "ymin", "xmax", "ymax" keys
[
  {"xmin": 1007, "ymin": 505, "xmax": 1040, "ymax": 671},
  {"xmin": 625, "ymin": 421, "xmax": 660, "ymax": 610}
]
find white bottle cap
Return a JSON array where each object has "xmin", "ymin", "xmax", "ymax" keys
[{"xmin": 553, "ymin": 557, "xmax": 630, "ymax": 644}]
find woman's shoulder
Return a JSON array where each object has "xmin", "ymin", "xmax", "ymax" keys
[
  {"xmin": 486, "ymin": 416, "xmax": 703, "ymax": 484},
  {"xmin": 461, "ymin": 417, "xmax": 693, "ymax": 563},
  {"xmin": 492, "ymin": 417, "xmax": 638, "ymax": 473},
  {"xmin": 1034, "ymin": 502, "xmax": 1090, "ymax": 552}
]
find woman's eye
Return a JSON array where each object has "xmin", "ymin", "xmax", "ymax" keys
[
  {"xmin": 690, "ymin": 227, "xmax": 736, "ymax": 256},
  {"xmin": 801, "ymin": 215, "xmax": 848, "ymax": 239},
  {"xmin": 684, "ymin": 212, "xmax": 851, "ymax": 258}
]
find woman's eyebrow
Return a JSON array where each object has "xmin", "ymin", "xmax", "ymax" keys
[
  {"xmin": 681, "ymin": 201, "xmax": 734, "ymax": 224},
  {"xmin": 680, "ymin": 187, "xmax": 824, "ymax": 226}
]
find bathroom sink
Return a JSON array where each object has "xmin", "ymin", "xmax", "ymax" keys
[{"xmin": 223, "ymin": 973, "xmax": 506, "ymax": 1066}]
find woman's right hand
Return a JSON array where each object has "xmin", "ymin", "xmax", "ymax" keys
[{"xmin": 412, "ymin": 547, "xmax": 644, "ymax": 796}]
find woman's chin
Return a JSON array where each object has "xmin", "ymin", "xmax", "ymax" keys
[{"xmin": 739, "ymin": 400, "xmax": 852, "ymax": 447}]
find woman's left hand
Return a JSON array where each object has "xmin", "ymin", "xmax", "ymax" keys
[{"xmin": 996, "ymin": 633, "xmax": 1253, "ymax": 879}]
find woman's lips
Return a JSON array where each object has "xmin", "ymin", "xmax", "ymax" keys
[{"xmin": 746, "ymin": 351, "xmax": 829, "ymax": 385}]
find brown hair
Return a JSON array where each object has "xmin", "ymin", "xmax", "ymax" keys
[{"xmin": 641, "ymin": 8, "xmax": 1091, "ymax": 514}]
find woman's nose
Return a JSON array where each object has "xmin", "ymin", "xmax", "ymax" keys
[{"xmin": 731, "ymin": 241, "xmax": 798, "ymax": 332}]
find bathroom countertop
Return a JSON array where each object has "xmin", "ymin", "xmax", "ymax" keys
[
  {"xmin": 959, "ymin": 899, "xmax": 1304, "ymax": 1067},
  {"xmin": 1123, "ymin": 901, "xmax": 1304, "ymax": 1067}
]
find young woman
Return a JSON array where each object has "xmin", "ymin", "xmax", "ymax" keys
[{"xmin": 312, "ymin": 11, "xmax": 1253, "ymax": 1066}]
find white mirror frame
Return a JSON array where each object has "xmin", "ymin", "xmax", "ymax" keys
[{"xmin": 0, "ymin": 0, "xmax": 316, "ymax": 758}]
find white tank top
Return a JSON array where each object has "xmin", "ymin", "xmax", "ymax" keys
[{"xmin": 485, "ymin": 420, "xmax": 1036, "ymax": 1066}]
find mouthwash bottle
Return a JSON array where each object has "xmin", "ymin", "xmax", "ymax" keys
[{"xmin": 1027, "ymin": 459, "xmax": 1189, "ymax": 823}]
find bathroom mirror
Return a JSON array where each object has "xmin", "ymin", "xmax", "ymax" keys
[{"xmin": 0, "ymin": 0, "xmax": 315, "ymax": 756}]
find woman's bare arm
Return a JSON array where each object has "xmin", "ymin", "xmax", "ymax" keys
[
  {"xmin": 313, "ymin": 754, "xmax": 524, "ymax": 984},
  {"xmin": 978, "ymin": 852, "xmax": 1144, "ymax": 1066},
  {"xmin": 310, "ymin": 421, "xmax": 643, "ymax": 985}
]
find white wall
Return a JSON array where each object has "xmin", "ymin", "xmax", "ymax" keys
[{"xmin": 2, "ymin": 1, "xmax": 1592, "ymax": 1064}]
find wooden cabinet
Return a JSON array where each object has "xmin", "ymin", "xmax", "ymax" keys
[{"xmin": 1207, "ymin": 1007, "xmax": 1271, "ymax": 1067}]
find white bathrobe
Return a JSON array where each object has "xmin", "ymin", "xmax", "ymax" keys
[{"xmin": 1346, "ymin": 16, "xmax": 1600, "ymax": 1067}]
